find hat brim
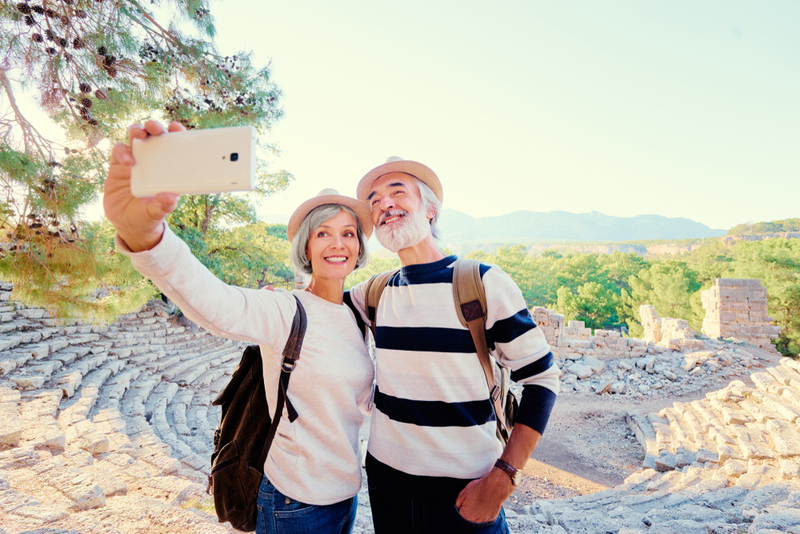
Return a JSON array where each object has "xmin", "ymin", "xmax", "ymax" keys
[
  {"xmin": 287, "ymin": 194, "xmax": 374, "ymax": 243},
  {"xmin": 357, "ymin": 160, "xmax": 442, "ymax": 204}
]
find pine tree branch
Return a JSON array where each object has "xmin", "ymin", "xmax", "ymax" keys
[
  {"xmin": 127, "ymin": 1, "xmax": 182, "ymax": 48},
  {"xmin": 0, "ymin": 68, "xmax": 55, "ymax": 162}
]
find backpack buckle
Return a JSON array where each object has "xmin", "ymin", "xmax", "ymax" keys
[
  {"xmin": 281, "ymin": 358, "xmax": 297, "ymax": 372},
  {"xmin": 490, "ymin": 384, "xmax": 501, "ymax": 403}
]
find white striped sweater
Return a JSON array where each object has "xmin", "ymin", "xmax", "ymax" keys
[{"xmin": 349, "ymin": 255, "xmax": 560, "ymax": 488}]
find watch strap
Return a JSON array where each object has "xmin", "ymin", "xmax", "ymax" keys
[{"xmin": 494, "ymin": 458, "xmax": 521, "ymax": 485}]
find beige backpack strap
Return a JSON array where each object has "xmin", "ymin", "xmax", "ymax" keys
[
  {"xmin": 363, "ymin": 268, "xmax": 400, "ymax": 337},
  {"xmin": 452, "ymin": 259, "xmax": 511, "ymax": 443}
]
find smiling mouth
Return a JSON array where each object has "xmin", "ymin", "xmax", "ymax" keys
[
  {"xmin": 379, "ymin": 211, "xmax": 406, "ymax": 227},
  {"xmin": 324, "ymin": 256, "xmax": 348, "ymax": 263}
]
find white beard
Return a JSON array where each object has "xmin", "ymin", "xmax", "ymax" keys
[{"xmin": 375, "ymin": 208, "xmax": 431, "ymax": 253}]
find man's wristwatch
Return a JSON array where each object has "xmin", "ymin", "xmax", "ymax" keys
[{"xmin": 494, "ymin": 458, "xmax": 522, "ymax": 485}]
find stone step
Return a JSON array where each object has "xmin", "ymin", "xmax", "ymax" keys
[
  {"xmin": 17, "ymin": 389, "xmax": 65, "ymax": 452},
  {"xmin": 0, "ymin": 387, "xmax": 22, "ymax": 447},
  {"xmin": 26, "ymin": 454, "xmax": 106, "ymax": 510}
]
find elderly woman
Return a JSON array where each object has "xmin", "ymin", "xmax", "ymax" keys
[{"xmin": 104, "ymin": 121, "xmax": 374, "ymax": 534}]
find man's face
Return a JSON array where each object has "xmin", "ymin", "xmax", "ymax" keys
[{"xmin": 367, "ymin": 173, "xmax": 432, "ymax": 253}]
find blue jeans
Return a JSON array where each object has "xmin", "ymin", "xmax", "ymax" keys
[{"xmin": 256, "ymin": 476, "xmax": 357, "ymax": 534}]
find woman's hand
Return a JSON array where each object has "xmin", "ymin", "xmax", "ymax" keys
[{"xmin": 103, "ymin": 120, "xmax": 185, "ymax": 252}]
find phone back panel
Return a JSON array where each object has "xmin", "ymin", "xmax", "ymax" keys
[{"xmin": 130, "ymin": 126, "xmax": 256, "ymax": 197}]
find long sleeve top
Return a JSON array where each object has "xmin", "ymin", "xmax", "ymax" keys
[{"xmin": 117, "ymin": 225, "xmax": 374, "ymax": 505}]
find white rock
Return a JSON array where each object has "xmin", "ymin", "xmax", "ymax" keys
[
  {"xmin": 583, "ymin": 356, "xmax": 605, "ymax": 374},
  {"xmin": 567, "ymin": 363, "xmax": 592, "ymax": 380},
  {"xmin": 610, "ymin": 382, "xmax": 626, "ymax": 394}
]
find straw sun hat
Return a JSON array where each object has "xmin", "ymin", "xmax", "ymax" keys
[
  {"xmin": 287, "ymin": 189, "xmax": 373, "ymax": 243},
  {"xmin": 356, "ymin": 156, "xmax": 443, "ymax": 204}
]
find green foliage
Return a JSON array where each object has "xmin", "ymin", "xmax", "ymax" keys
[
  {"xmin": 728, "ymin": 219, "xmax": 800, "ymax": 236},
  {"xmin": 0, "ymin": 219, "xmax": 157, "ymax": 323},
  {"xmin": 0, "ymin": 0, "xmax": 290, "ymax": 318},
  {"xmin": 723, "ymin": 239, "xmax": 800, "ymax": 355},
  {"xmin": 344, "ymin": 254, "xmax": 401, "ymax": 290},
  {"xmin": 469, "ymin": 237, "xmax": 798, "ymax": 355},
  {"xmin": 620, "ymin": 261, "xmax": 703, "ymax": 337}
]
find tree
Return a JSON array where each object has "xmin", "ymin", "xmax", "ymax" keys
[
  {"xmin": 344, "ymin": 254, "xmax": 400, "ymax": 290},
  {"xmin": 556, "ymin": 281, "xmax": 619, "ymax": 331},
  {"xmin": 0, "ymin": 0, "xmax": 289, "ymax": 320},
  {"xmin": 620, "ymin": 261, "xmax": 703, "ymax": 337},
  {"xmin": 725, "ymin": 239, "xmax": 800, "ymax": 355}
]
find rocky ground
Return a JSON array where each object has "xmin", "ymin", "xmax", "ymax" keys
[{"xmin": 1, "ymin": 288, "xmax": 800, "ymax": 534}]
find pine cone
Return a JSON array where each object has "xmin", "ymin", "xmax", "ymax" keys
[
  {"xmin": 94, "ymin": 89, "xmax": 106, "ymax": 100},
  {"xmin": 81, "ymin": 97, "xmax": 92, "ymax": 109},
  {"xmin": 45, "ymin": 29, "xmax": 54, "ymax": 40},
  {"xmin": 76, "ymin": 9, "xmax": 86, "ymax": 18},
  {"xmin": 46, "ymin": 47, "xmax": 56, "ymax": 54},
  {"xmin": 59, "ymin": 37, "xmax": 67, "ymax": 47},
  {"xmin": 97, "ymin": 45, "xmax": 106, "ymax": 55},
  {"xmin": 60, "ymin": 15, "xmax": 69, "ymax": 25},
  {"xmin": 104, "ymin": 55, "xmax": 115, "ymax": 66},
  {"xmin": 32, "ymin": 33, "xmax": 43, "ymax": 42},
  {"xmin": 24, "ymin": 15, "xmax": 34, "ymax": 25},
  {"xmin": 79, "ymin": 107, "xmax": 90, "ymax": 118},
  {"xmin": 79, "ymin": 82, "xmax": 91, "ymax": 93},
  {"xmin": 30, "ymin": 5, "xmax": 43, "ymax": 13},
  {"xmin": 72, "ymin": 38, "xmax": 83, "ymax": 49},
  {"xmin": 17, "ymin": 3, "xmax": 31, "ymax": 14},
  {"xmin": 64, "ymin": 0, "xmax": 73, "ymax": 4},
  {"xmin": 45, "ymin": 8, "xmax": 56, "ymax": 17},
  {"xmin": 88, "ymin": 118, "xmax": 99, "ymax": 126},
  {"xmin": 106, "ymin": 67, "xmax": 117, "ymax": 78}
]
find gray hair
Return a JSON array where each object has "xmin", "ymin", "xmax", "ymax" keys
[
  {"xmin": 290, "ymin": 204, "xmax": 369, "ymax": 275},
  {"xmin": 415, "ymin": 178, "xmax": 442, "ymax": 240}
]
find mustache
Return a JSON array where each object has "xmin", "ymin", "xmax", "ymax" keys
[{"xmin": 378, "ymin": 209, "xmax": 408, "ymax": 226}]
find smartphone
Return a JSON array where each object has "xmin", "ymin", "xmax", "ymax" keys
[{"xmin": 130, "ymin": 126, "xmax": 256, "ymax": 197}]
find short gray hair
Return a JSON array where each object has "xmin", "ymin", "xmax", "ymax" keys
[
  {"xmin": 290, "ymin": 204, "xmax": 369, "ymax": 275},
  {"xmin": 415, "ymin": 178, "xmax": 441, "ymax": 240}
]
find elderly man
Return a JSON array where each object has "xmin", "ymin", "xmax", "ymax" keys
[{"xmin": 348, "ymin": 157, "xmax": 560, "ymax": 534}]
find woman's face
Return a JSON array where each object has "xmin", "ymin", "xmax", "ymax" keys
[{"xmin": 305, "ymin": 209, "xmax": 360, "ymax": 281}]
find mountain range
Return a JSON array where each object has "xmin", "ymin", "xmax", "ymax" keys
[{"xmin": 437, "ymin": 209, "xmax": 725, "ymax": 245}]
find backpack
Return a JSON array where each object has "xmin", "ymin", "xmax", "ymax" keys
[
  {"xmin": 206, "ymin": 295, "xmax": 307, "ymax": 532},
  {"xmin": 363, "ymin": 258, "xmax": 519, "ymax": 445}
]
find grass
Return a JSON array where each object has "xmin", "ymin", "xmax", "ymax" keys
[{"xmin": 181, "ymin": 496, "xmax": 217, "ymax": 515}]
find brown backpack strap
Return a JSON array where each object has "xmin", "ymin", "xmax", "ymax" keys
[
  {"xmin": 257, "ymin": 295, "xmax": 307, "ymax": 470},
  {"xmin": 363, "ymin": 268, "xmax": 400, "ymax": 337},
  {"xmin": 452, "ymin": 259, "xmax": 511, "ymax": 443}
]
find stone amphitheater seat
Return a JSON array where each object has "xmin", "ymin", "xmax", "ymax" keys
[{"xmin": 6, "ymin": 284, "xmax": 800, "ymax": 533}]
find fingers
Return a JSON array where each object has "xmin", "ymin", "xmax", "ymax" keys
[
  {"xmin": 128, "ymin": 124, "xmax": 146, "ymax": 146},
  {"xmin": 143, "ymin": 120, "xmax": 167, "ymax": 136},
  {"xmin": 168, "ymin": 121, "xmax": 187, "ymax": 133},
  {"xmin": 109, "ymin": 143, "xmax": 133, "ymax": 166},
  {"xmin": 128, "ymin": 120, "xmax": 168, "ymax": 147},
  {"xmin": 148, "ymin": 192, "xmax": 180, "ymax": 220}
]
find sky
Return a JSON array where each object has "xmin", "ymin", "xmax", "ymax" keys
[
  {"xmin": 205, "ymin": 0, "xmax": 800, "ymax": 231},
  {"xmin": 11, "ymin": 1, "xmax": 800, "ymax": 232}
]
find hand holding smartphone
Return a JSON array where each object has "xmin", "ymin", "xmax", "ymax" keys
[{"xmin": 130, "ymin": 126, "xmax": 256, "ymax": 197}]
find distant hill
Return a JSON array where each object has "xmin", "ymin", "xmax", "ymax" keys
[{"xmin": 437, "ymin": 209, "xmax": 725, "ymax": 245}]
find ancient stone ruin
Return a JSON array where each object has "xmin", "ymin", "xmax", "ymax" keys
[
  {"xmin": 702, "ymin": 278, "xmax": 781, "ymax": 353},
  {"xmin": 1, "ymin": 278, "xmax": 798, "ymax": 534}
]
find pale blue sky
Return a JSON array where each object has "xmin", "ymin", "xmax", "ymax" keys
[{"xmin": 210, "ymin": 0, "xmax": 800, "ymax": 231}]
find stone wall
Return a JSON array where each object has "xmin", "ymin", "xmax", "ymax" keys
[
  {"xmin": 640, "ymin": 305, "xmax": 705, "ymax": 351},
  {"xmin": 531, "ymin": 306, "xmax": 663, "ymax": 361},
  {"xmin": 701, "ymin": 278, "xmax": 780, "ymax": 352}
]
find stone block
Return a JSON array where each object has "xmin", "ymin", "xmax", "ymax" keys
[{"xmin": 567, "ymin": 363, "xmax": 592, "ymax": 380}]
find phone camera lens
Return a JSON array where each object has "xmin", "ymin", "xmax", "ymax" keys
[{"xmin": 230, "ymin": 153, "xmax": 239, "ymax": 162}]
